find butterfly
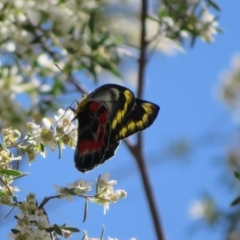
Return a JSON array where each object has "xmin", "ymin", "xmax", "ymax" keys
[{"xmin": 71, "ymin": 84, "xmax": 160, "ymax": 173}]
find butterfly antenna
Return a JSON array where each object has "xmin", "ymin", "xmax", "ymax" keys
[{"xmin": 55, "ymin": 63, "xmax": 88, "ymax": 94}]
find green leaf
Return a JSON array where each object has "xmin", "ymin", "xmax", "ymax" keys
[
  {"xmin": 107, "ymin": 65, "xmax": 121, "ymax": 78},
  {"xmin": 53, "ymin": 224, "xmax": 63, "ymax": 236},
  {"xmin": 100, "ymin": 225, "xmax": 105, "ymax": 240},
  {"xmin": 12, "ymin": 172, "xmax": 29, "ymax": 180},
  {"xmin": 158, "ymin": 9, "xmax": 168, "ymax": 18},
  {"xmin": 89, "ymin": 12, "xmax": 95, "ymax": 35},
  {"xmin": 57, "ymin": 140, "xmax": 62, "ymax": 159},
  {"xmin": 0, "ymin": 169, "xmax": 23, "ymax": 177},
  {"xmin": 11, "ymin": 229, "xmax": 20, "ymax": 234},
  {"xmin": 51, "ymin": 78, "xmax": 64, "ymax": 96},
  {"xmin": 190, "ymin": 35, "xmax": 196, "ymax": 48},
  {"xmin": 83, "ymin": 200, "xmax": 88, "ymax": 223},
  {"xmin": 95, "ymin": 56, "xmax": 121, "ymax": 78},
  {"xmin": 94, "ymin": 33, "xmax": 110, "ymax": 49},
  {"xmin": 234, "ymin": 171, "xmax": 240, "ymax": 181},
  {"xmin": 40, "ymin": 143, "xmax": 45, "ymax": 153},
  {"xmin": 208, "ymin": 0, "xmax": 221, "ymax": 11},
  {"xmin": 63, "ymin": 187, "xmax": 76, "ymax": 195},
  {"xmin": 89, "ymin": 63, "xmax": 98, "ymax": 83},
  {"xmin": 231, "ymin": 196, "xmax": 240, "ymax": 206},
  {"xmin": 61, "ymin": 226, "xmax": 80, "ymax": 233}
]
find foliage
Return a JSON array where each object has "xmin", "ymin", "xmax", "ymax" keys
[{"xmin": 0, "ymin": 110, "xmax": 126, "ymax": 239}]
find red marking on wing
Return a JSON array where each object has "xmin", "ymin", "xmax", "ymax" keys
[
  {"xmin": 98, "ymin": 110, "xmax": 108, "ymax": 125},
  {"xmin": 88, "ymin": 102, "xmax": 101, "ymax": 112},
  {"xmin": 79, "ymin": 126, "xmax": 106, "ymax": 154}
]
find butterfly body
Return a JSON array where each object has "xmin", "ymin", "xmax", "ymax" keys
[{"xmin": 73, "ymin": 84, "xmax": 159, "ymax": 172}]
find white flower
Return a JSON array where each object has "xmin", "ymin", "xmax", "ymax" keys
[
  {"xmin": 189, "ymin": 200, "xmax": 205, "ymax": 219},
  {"xmin": 5, "ymin": 42, "xmax": 16, "ymax": 52},
  {"xmin": 55, "ymin": 108, "xmax": 76, "ymax": 134},
  {"xmin": 90, "ymin": 173, "xmax": 127, "ymax": 214},
  {"xmin": 28, "ymin": 210, "xmax": 51, "ymax": 229},
  {"xmin": 42, "ymin": 118, "xmax": 52, "ymax": 130},
  {"xmin": 53, "ymin": 184, "xmax": 72, "ymax": 201},
  {"xmin": 27, "ymin": 122, "xmax": 41, "ymax": 136},
  {"xmin": 55, "ymin": 108, "xmax": 74, "ymax": 123},
  {"xmin": 113, "ymin": 189, "xmax": 127, "ymax": 200},
  {"xmin": 67, "ymin": 179, "xmax": 92, "ymax": 195},
  {"xmin": 40, "ymin": 118, "xmax": 57, "ymax": 151},
  {"xmin": 198, "ymin": 10, "xmax": 218, "ymax": 42},
  {"xmin": 37, "ymin": 54, "xmax": 55, "ymax": 69},
  {"xmin": 31, "ymin": 229, "xmax": 51, "ymax": 240},
  {"xmin": 162, "ymin": 16, "xmax": 174, "ymax": 28},
  {"xmin": 62, "ymin": 229, "xmax": 72, "ymax": 239},
  {"xmin": 97, "ymin": 173, "xmax": 117, "ymax": 187},
  {"xmin": 96, "ymin": 173, "xmax": 117, "ymax": 195}
]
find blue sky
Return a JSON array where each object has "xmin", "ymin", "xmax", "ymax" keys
[{"xmin": 1, "ymin": 1, "xmax": 240, "ymax": 240}]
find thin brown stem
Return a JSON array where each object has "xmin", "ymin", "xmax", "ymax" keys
[
  {"xmin": 124, "ymin": 0, "xmax": 166, "ymax": 239},
  {"xmin": 38, "ymin": 195, "xmax": 60, "ymax": 209},
  {"xmin": 55, "ymin": 64, "xmax": 88, "ymax": 94}
]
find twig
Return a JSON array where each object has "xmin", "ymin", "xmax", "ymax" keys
[
  {"xmin": 38, "ymin": 195, "xmax": 61, "ymax": 209},
  {"xmin": 55, "ymin": 64, "xmax": 88, "ymax": 95}
]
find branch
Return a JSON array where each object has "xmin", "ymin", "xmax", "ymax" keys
[{"xmin": 124, "ymin": 0, "xmax": 165, "ymax": 239}]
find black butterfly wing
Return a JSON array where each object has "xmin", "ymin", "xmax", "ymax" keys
[
  {"xmin": 74, "ymin": 84, "xmax": 159, "ymax": 172},
  {"xmin": 111, "ymin": 98, "xmax": 160, "ymax": 142},
  {"xmin": 87, "ymin": 84, "xmax": 136, "ymax": 126},
  {"xmin": 74, "ymin": 101, "xmax": 111, "ymax": 172},
  {"xmin": 101, "ymin": 141, "xmax": 120, "ymax": 163}
]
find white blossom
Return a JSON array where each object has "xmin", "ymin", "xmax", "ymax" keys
[{"xmin": 198, "ymin": 10, "xmax": 218, "ymax": 42}]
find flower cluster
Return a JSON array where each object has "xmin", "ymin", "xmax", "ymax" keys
[
  {"xmin": 54, "ymin": 179, "xmax": 93, "ymax": 201},
  {"xmin": 219, "ymin": 54, "xmax": 240, "ymax": 122},
  {"xmin": 189, "ymin": 197, "xmax": 219, "ymax": 224},
  {"xmin": 90, "ymin": 173, "xmax": 127, "ymax": 214},
  {"xmin": 25, "ymin": 108, "xmax": 77, "ymax": 161},
  {"xmin": 9, "ymin": 193, "xmax": 53, "ymax": 240},
  {"xmin": 8, "ymin": 193, "xmax": 77, "ymax": 239},
  {"xmin": 0, "ymin": 108, "xmax": 77, "ymax": 165},
  {"xmin": 156, "ymin": 0, "xmax": 220, "ymax": 53},
  {"xmin": 0, "ymin": 109, "xmax": 128, "ymax": 239},
  {"xmin": 197, "ymin": 9, "xmax": 219, "ymax": 42},
  {"xmin": 7, "ymin": 174, "xmax": 127, "ymax": 239},
  {"xmin": 53, "ymin": 173, "xmax": 126, "ymax": 215}
]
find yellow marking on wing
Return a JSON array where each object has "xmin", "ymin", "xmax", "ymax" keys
[
  {"xmin": 124, "ymin": 90, "xmax": 133, "ymax": 104},
  {"xmin": 136, "ymin": 120, "xmax": 144, "ymax": 128},
  {"xmin": 112, "ymin": 118, "xmax": 117, "ymax": 130},
  {"xmin": 111, "ymin": 90, "xmax": 133, "ymax": 130},
  {"xmin": 142, "ymin": 113, "xmax": 149, "ymax": 123},
  {"xmin": 118, "ymin": 126, "xmax": 128, "ymax": 138},
  {"xmin": 116, "ymin": 114, "xmax": 151, "ymax": 140},
  {"xmin": 142, "ymin": 103, "xmax": 155, "ymax": 115},
  {"xmin": 128, "ymin": 121, "xmax": 136, "ymax": 131}
]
